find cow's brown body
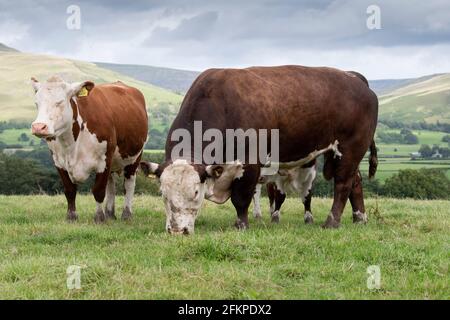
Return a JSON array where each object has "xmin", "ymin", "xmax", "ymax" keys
[{"xmin": 165, "ymin": 65, "xmax": 378, "ymax": 228}]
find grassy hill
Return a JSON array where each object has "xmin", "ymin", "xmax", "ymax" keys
[
  {"xmin": 0, "ymin": 48, "xmax": 183, "ymax": 122},
  {"xmin": 96, "ymin": 62, "xmax": 200, "ymax": 94},
  {"xmin": 0, "ymin": 194, "xmax": 448, "ymax": 299},
  {"xmin": 378, "ymin": 73, "xmax": 450, "ymax": 124},
  {"xmin": 0, "ymin": 43, "xmax": 19, "ymax": 53}
]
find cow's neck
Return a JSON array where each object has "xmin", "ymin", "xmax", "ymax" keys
[
  {"xmin": 53, "ymin": 98, "xmax": 80, "ymax": 150},
  {"xmin": 47, "ymin": 98, "xmax": 108, "ymax": 183}
]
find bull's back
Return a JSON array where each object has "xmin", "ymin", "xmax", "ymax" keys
[{"xmin": 172, "ymin": 65, "xmax": 378, "ymax": 161}]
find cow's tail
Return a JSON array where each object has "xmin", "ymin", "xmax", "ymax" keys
[{"xmin": 369, "ymin": 140, "xmax": 378, "ymax": 179}]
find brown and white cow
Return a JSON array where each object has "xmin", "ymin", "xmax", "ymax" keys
[
  {"xmin": 141, "ymin": 65, "xmax": 378, "ymax": 234},
  {"xmin": 253, "ymin": 160, "xmax": 317, "ymax": 224},
  {"xmin": 31, "ymin": 76, "xmax": 148, "ymax": 222}
]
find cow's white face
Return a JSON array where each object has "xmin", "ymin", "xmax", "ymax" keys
[
  {"xmin": 159, "ymin": 160, "xmax": 207, "ymax": 235},
  {"xmin": 31, "ymin": 76, "xmax": 94, "ymax": 138},
  {"xmin": 140, "ymin": 159, "xmax": 244, "ymax": 235}
]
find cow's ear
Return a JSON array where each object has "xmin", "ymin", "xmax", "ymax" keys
[
  {"xmin": 70, "ymin": 81, "xmax": 95, "ymax": 98},
  {"xmin": 193, "ymin": 164, "xmax": 208, "ymax": 183},
  {"xmin": 140, "ymin": 161, "xmax": 161, "ymax": 178},
  {"xmin": 205, "ymin": 162, "xmax": 244, "ymax": 181},
  {"xmin": 205, "ymin": 165, "xmax": 224, "ymax": 178},
  {"xmin": 31, "ymin": 77, "xmax": 40, "ymax": 93}
]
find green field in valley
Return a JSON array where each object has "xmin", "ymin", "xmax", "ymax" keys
[
  {"xmin": 0, "ymin": 195, "xmax": 448, "ymax": 299},
  {"xmin": 0, "ymin": 128, "xmax": 40, "ymax": 147},
  {"xmin": 369, "ymin": 129, "xmax": 450, "ymax": 181}
]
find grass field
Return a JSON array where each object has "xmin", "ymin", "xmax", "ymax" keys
[{"xmin": 0, "ymin": 195, "xmax": 448, "ymax": 299}]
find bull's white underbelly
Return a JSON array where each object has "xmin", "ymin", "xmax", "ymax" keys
[{"xmin": 263, "ymin": 166, "xmax": 316, "ymax": 201}]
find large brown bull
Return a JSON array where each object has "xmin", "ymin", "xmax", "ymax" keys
[{"xmin": 141, "ymin": 65, "xmax": 378, "ymax": 234}]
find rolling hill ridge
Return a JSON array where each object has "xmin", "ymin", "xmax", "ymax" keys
[
  {"xmin": 0, "ymin": 44, "xmax": 183, "ymax": 122},
  {"xmin": 0, "ymin": 43, "xmax": 449, "ymax": 125}
]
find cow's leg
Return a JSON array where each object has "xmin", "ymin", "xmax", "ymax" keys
[
  {"xmin": 122, "ymin": 154, "xmax": 141, "ymax": 220},
  {"xmin": 270, "ymin": 187, "xmax": 286, "ymax": 223},
  {"xmin": 267, "ymin": 183, "xmax": 276, "ymax": 216},
  {"xmin": 92, "ymin": 169, "xmax": 111, "ymax": 224},
  {"xmin": 105, "ymin": 173, "xmax": 116, "ymax": 220},
  {"xmin": 252, "ymin": 184, "xmax": 263, "ymax": 219},
  {"xmin": 57, "ymin": 168, "xmax": 78, "ymax": 221},
  {"xmin": 322, "ymin": 175, "xmax": 353, "ymax": 228},
  {"xmin": 322, "ymin": 149, "xmax": 359, "ymax": 228},
  {"xmin": 231, "ymin": 165, "xmax": 260, "ymax": 230},
  {"xmin": 303, "ymin": 189, "xmax": 314, "ymax": 224},
  {"xmin": 349, "ymin": 171, "xmax": 367, "ymax": 224}
]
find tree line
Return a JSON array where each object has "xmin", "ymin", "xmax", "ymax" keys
[{"xmin": 0, "ymin": 149, "xmax": 449, "ymax": 200}]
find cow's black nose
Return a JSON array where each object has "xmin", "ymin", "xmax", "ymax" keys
[{"xmin": 182, "ymin": 227, "xmax": 189, "ymax": 235}]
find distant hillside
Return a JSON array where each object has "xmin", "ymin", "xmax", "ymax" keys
[
  {"xmin": 378, "ymin": 73, "xmax": 450, "ymax": 124},
  {"xmin": 96, "ymin": 62, "xmax": 200, "ymax": 94},
  {"xmin": 0, "ymin": 43, "xmax": 19, "ymax": 53},
  {"xmin": 0, "ymin": 50, "xmax": 183, "ymax": 122},
  {"xmin": 369, "ymin": 74, "xmax": 443, "ymax": 95}
]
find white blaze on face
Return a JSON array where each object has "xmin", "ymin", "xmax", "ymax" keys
[
  {"xmin": 159, "ymin": 159, "xmax": 207, "ymax": 234},
  {"xmin": 32, "ymin": 77, "xmax": 74, "ymax": 137}
]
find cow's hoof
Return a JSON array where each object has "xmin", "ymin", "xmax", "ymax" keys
[
  {"xmin": 105, "ymin": 208, "xmax": 116, "ymax": 220},
  {"xmin": 121, "ymin": 207, "xmax": 132, "ymax": 221},
  {"xmin": 304, "ymin": 211, "xmax": 314, "ymax": 224},
  {"xmin": 67, "ymin": 211, "xmax": 78, "ymax": 222},
  {"xmin": 253, "ymin": 211, "xmax": 262, "ymax": 220},
  {"xmin": 94, "ymin": 210, "xmax": 106, "ymax": 224},
  {"xmin": 353, "ymin": 211, "xmax": 368, "ymax": 224},
  {"xmin": 234, "ymin": 219, "xmax": 249, "ymax": 230},
  {"xmin": 271, "ymin": 210, "xmax": 280, "ymax": 223},
  {"xmin": 321, "ymin": 214, "xmax": 340, "ymax": 229}
]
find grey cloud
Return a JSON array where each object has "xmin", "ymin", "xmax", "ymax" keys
[{"xmin": 0, "ymin": 0, "xmax": 449, "ymax": 78}]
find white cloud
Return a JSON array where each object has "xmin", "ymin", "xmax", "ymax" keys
[{"xmin": 0, "ymin": 19, "xmax": 29, "ymax": 46}]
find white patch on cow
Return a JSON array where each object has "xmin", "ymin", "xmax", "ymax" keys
[
  {"xmin": 353, "ymin": 210, "xmax": 368, "ymax": 223},
  {"xmin": 304, "ymin": 211, "xmax": 313, "ymax": 222},
  {"xmin": 46, "ymin": 98, "xmax": 107, "ymax": 184},
  {"xmin": 271, "ymin": 210, "xmax": 280, "ymax": 220},
  {"xmin": 253, "ymin": 183, "xmax": 262, "ymax": 219},
  {"xmin": 110, "ymin": 146, "xmax": 141, "ymax": 173},
  {"xmin": 262, "ymin": 165, "xmax": 316, "ymax": 202},
  {"xmin": 270, "ymin": 200, "xmax": 276, "ymax": 214},
  {"xmin": 105, "ymin": 174, "xmax": 116, "ymax": 213},
  {"xmin": 124, "ymin": 174, "xmax": 136, "ymax": 211}
]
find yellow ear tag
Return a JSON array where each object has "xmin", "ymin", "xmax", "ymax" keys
[{"xmin": 78, "ymin": 87, "xmax": 88, "ymax": 97}]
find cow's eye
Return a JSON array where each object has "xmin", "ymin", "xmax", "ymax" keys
[{"xmin": 55, "ymin": 100, "xmax": 64, "ymax": 106}]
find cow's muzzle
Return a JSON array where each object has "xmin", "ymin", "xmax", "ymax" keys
[
  {"xmin": 167, "ymin": 226, "xmax": 191, "ymax": 235},
  {"xmin": 31, "ymin": 123, "xmax": 50, "ymax": 138}
]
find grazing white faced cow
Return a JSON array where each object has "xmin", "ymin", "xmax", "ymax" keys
[
  {"xmin": 31, "ymin": 76, "xmax": 148, "ymax": 222},
  {"xmin": 253, "ymin": 161, "xmax": 317, "ymax": 224}
]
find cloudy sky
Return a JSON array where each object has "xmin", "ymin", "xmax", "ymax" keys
[{"xmin": 1, "ymin": 0, "xmax": 449, "ymax": 79}]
